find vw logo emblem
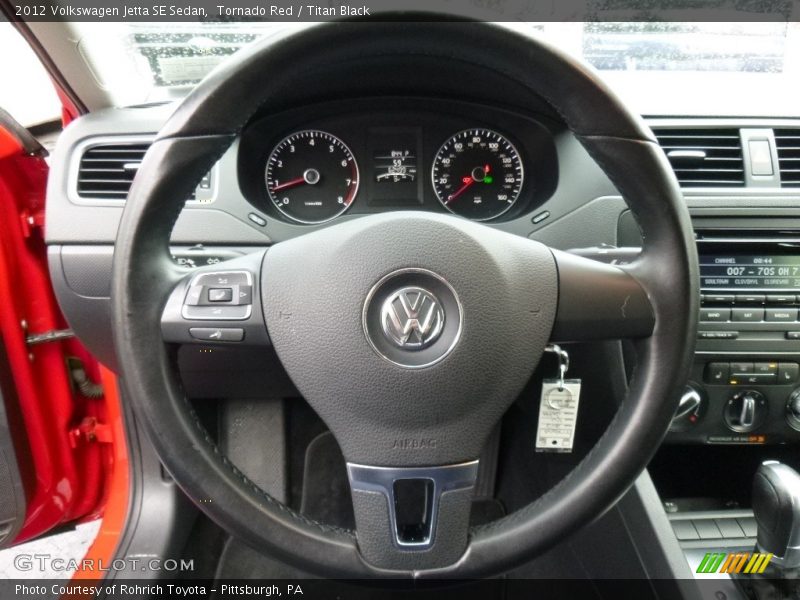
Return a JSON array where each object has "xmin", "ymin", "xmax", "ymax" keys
[
  {"xmin": 380, "ymin": 287, "xmax": 445, "ymax": 350},
  {"xmin": 363, "ymin": 268, "xmax": 461, "ymax": 368}
]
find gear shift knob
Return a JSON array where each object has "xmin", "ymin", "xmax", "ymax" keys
[{"xmin": 753, "ymin": 461, "xmax": 800, "ymax": 569}]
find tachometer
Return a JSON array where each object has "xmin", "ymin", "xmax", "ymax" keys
[
  {"xmin": 431, "ymin": 129, "xmax": 523, "ymax": 221},
  {"xmin": 266, "ymin": 130, "xmax": 359, "ymax": 224}
]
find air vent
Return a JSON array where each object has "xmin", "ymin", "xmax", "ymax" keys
[
  {"xmin": 653, "ymin": 128, "xmax": 745, "ymax": 188},
  {"xmin": 76, "ymin": 142, "xmax": 150, "ymax": 200},
  {"xmin": 775, "ymin": 129, "xmax": 800, "ymax": 188}
]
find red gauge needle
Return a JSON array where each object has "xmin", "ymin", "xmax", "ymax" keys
[
  {"xmin": 271, "ymin": 176, "xmax": 306, "ymax": 192},
  {"xmin": 446, "ymin": 165, "xmax": 491, "ymax": 204},
  {"xmin": 446, "ymin": 177, "xmax": 475, "ymax": 204}
]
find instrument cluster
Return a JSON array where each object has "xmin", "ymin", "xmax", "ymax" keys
[{"xmin": 238, "ymin": 99, "xmax": 558, "ymax": 225}]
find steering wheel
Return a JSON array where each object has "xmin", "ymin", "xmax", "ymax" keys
[{"xmin": 111, "ymin": 21, "xmax": 698, "ymax": 577}]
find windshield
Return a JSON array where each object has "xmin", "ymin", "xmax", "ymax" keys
[{"xmin": 73, "ymin": 21, "xmax": 800, "ymax": 117}]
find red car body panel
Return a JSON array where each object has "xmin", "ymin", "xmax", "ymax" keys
[{"xmin": 0, "ymin": 123, "xmax": 111, "ymax": 543}]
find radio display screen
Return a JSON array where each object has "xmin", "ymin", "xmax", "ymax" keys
[{"xmin": 701, "ymin": 255, "xmax": 800, "ymax": 290}]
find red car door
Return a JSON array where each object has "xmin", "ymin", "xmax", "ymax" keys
[{"xmin": 0, "ymin": 106, "xmax": 113, "ymax": 550}]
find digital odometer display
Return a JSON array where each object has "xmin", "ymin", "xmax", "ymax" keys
[{"xmin": 701, "ymin": 255, "xmax": 800, "ymax": 290}]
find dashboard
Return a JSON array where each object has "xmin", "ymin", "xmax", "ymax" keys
[{"xmin": 43, "ymin": 95, "xmax": 800, "ymax": 449}]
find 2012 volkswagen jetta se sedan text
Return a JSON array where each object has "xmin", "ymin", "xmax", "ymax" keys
[{"xmin": 1, "ymin": 6, "xmax": 800, "ymax": 599}]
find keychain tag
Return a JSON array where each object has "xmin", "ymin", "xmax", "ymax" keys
[
  {"xmin": 536, "ymin": 345, "xmax": 582, "ymax": 453},
  {"xmin": 536, "ymin": 379, "xmax": 582, "ymax": 453}
]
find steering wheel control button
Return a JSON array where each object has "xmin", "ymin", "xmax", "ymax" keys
[
  {"xmin": 162, "ymin": 252, "xmax": 271, "ymax": 347},
  {"xmin": 189, "ymin": 327, "xmax": 245, "ymax": 342},
  {"xmin": 235, "ymin": 285, "xmax": 253, "ymax": 305},
  {"xmin": 363, "ymin": 268, "xmax": 462, "ymax": 369},
  {"xmin": 380, "ymin": 287, "xmax": 444, "ymax": 350},
  {"xmin": 185, "ymin": 285, "xmax": 204, "ymax": 306},
  {"xmin": 193, "ymin": 271, "xmax": 247, "ymax": 286},
  {"xmin": 208, "ymin": 288, "xmax": 233, "ymax": 302},
  {"xmin": 183, "ymin": 305, "xmax": 250, "ymax": 320},
  {"xmin": 188, "ymin": 285, "xmax": 252, "ymax": 307},
  {"xmin": 182, "ymin": 271, "xmax": 254, "ymax": 320}
]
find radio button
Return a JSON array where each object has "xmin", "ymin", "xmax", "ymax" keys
[
  {"xmin": 766, "ymin": 308, "xmax": 798, "ymax": 322},
  {"xmin": 732, "ymin": 308, "xmax": 764, "ymax": 322},
  {"xmin": 705, "ymin": 294, "xmax": 735, "ymax": 304},
  {"xmin": 705, "ymin": 362, "xmax": 730, "ymax": 384},
  {"xmin": 700, "ymin": 308, "xmax": 730, "ymax": 322},
  {"xmin": 698, "ymin": 331, "xmax": 739, "ymax": 339},
  {"xmin": 735, "ymin": 294, "xmax": 766, "ymax": 305},
  {"xmin": 779, "ymin": 363, "xmax": 800, "ymax": 383},
  {"xmin": 768, "ymin": 295, "xmax": 796, "ymax": 304}
]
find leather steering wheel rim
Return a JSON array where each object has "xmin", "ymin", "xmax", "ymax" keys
[{"xmin": 111, "ymin": 20, "xmax": 698, "ymax": 578}]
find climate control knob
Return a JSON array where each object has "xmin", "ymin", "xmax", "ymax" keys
[
  {"xmin": 786, "ymin": 389, "xmax": 800, "ymax": 432},
  {"xmin": 724, "ymin": 390, "xmax": 768, "ymax": 433},
  {"xmin": 670, "ymin": 383, "xmax": 706, "ymax": 433}
]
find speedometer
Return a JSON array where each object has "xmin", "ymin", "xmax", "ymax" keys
[
  {"xmin": 431, "ymin": 129, "xmax": 523, "ymax": 221},
  {"xmin": 266, "ymin": 130, "xmax": 359, "ymax": 224}
]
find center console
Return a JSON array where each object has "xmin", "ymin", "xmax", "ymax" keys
[
  {"xmin": 667, "ymin": 232, "xmax": 800, "ymax": 445},
  {"xmin": 653, "ymin": 231, "xmax": 800, "ymax": 597},
  {"xmin": 581, "ymin": 228, "xmax": 800, "ymax": 594}
]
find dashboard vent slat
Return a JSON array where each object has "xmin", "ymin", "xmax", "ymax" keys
[
  {"xmin": 76, "ymin": 142, "xmax": 150, "ymax": 200},
  {"xmin": 653, "ymin": 128, "xmax": 745, "ymax": 188},
  {"xmin": 776, "ymin": 129, "xmax": 800, "ymax": 187}
]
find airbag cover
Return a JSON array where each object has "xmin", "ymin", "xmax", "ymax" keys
[{"xmin": 262, "ymin": 212, "xmax": 557, "ymax": 466}]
